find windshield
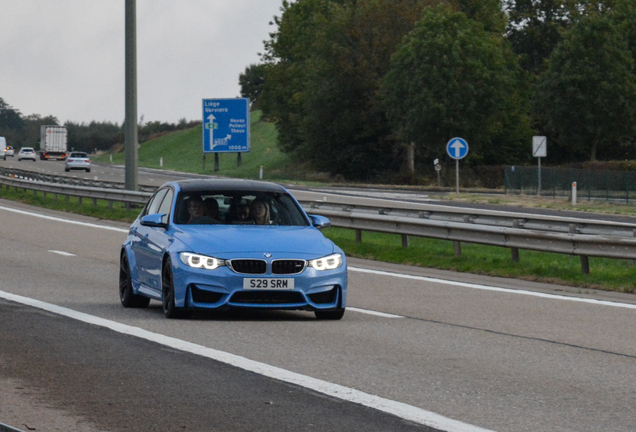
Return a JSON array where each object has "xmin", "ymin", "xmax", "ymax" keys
[{"xmin": 174, "ymin": 191, "xmax": 309, "ymax": 226}]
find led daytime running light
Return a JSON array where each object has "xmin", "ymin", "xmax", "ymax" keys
[
  {"xmin": 309, "ymin": 253, "xmax": 342, "ymax": 271},
  {"xmin": 179, "ymin": 252, "xmax": 224, "ymax": 270}
]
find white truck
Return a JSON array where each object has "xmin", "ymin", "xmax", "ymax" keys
[{"xmin": 39, "ymin": 125, "xmax": 68, "ymax": 160}]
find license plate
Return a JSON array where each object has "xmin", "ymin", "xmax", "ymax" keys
[{"xmin": 243, "ymin": 278, "xmax": 294, "ymax": 290}]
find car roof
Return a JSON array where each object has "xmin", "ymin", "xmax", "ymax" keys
[{"xmin": 171, "ymin": 178, "xmax": 289, "ymax": 194}]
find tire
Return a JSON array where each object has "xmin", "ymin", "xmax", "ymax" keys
[
  {"xmin": 314, "ymin": 308, "xmax": 345, "ymax": 320},
  {"xmin": 162, "ymin": 258, "xmax": 191, "ymax": 319},
  {"xmin": 119, "ymin": 252, "xmax": 150, "ymax": 308},
  {"xmin": 86, "ymin": 168, "xmax": 91, "ymax": 172},
  {"xmin": 65, "ymin": 168, "xmax": 70, "ymax": 172}
]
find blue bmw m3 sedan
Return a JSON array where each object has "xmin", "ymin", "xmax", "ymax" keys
[{"xmin": 119, "ymin": 179, "xmax": 347, "ymax": 319}]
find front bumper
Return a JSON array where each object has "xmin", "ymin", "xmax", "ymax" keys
[
  {"xmin": 66, "ymin": 162, "xmax": 91, "ymax": 170},
  {"xmin": 171, "ymin": 257, "xmax": 348, "ymax": 311}
]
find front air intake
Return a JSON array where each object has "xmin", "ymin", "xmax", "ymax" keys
[
  {"xmin": 272, "ymin": 260, "xmax": 306, "ymax": 275},
  {"xmin": 228, "ymin": 259, "xmax": 267, "ymax": 274}
]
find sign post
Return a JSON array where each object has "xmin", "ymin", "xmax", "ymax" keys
[
  {"xmin": 532, "ymin": 136, "xmax": 547, "ymax": 195},
  {"xmin": 434, "ymin": 158, "xmax": 441, "ymax": 187},
  {"xmin": 202, "ymin": 98, "xmax": 250, "ymax": 172},
  {"xmin": 446, "ymin": 137, "xmax": 469, "ymax": 193}
]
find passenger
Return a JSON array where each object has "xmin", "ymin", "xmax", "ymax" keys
[
  {"xmin": 203, "ymin": 198, "xmax": 221, "ymax": 221},
  {"xmin": 235, "ymin": 204, "xmax": 251, "ymax": 222},
  {"xmin": 250, "ymin": 199, "xmax": 270, "ymax": 225},
  {"xmin": 187, "ymin": 196, "xmax": 205, "ymax": 223}
]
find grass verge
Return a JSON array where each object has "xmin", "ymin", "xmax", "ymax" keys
[
  {"xmin": 2, "ymin": 185, "xmax": 636, "ymax": 294},
  {"xmin": 94, "ymin": 111, "xmax": 314, "ymax": 182},
  {"xmin": 441, "ymin": 193, "xmax": 636, "ymax": 217}
]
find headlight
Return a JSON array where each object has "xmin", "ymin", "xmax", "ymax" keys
[
  {"xmin": 309, "ymin": 253, "xmax": 343, "ymax": 271},
  {"xmin": 179, "ymin": 252, "xmax": 225, "ymax": 270}
]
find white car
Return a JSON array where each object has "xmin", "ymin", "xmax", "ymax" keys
[
  {"xmin": 65, "ymin": 152, "xmax": 91, "ymax": 172},
  {"xmin": 5, "ymin": 146, "xmax": 14, "ymax": 157},
  {"xmin": 18, "ymin": 147, "xmax": 37, "ymax": 161}
]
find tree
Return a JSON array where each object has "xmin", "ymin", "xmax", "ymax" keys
[
  {"xmin": 260, "ymin": 0, "xmax": 434, "ymax": 179},
  {"xmin": 0, "ymin": 98, "xmax": 26, "ymax": 148},
  {"xmin": 504, "ymin": 0, "xmax": 626, "ymax": 77},
  {"xmin": 504, "ymin": 0, "xmax": 577, "ymax": 77},
  {"xmin": 533, "ymin": 13, "xmax": 636, "ymax": 161},
  {"xmin": 22, "ymin": 114, "xmax": 59, "ymax": 150},
  {"xmin": 453, "ymin": 0, "xmax": 507, "ymax": 33},
  {"xmin": 239, "ymin": 63, "xmax": 268, "ymax": 108},
  {"xmin": 0, "ymin": 98, "xmax": 24, "ymax": 131},
  {"xmin": 380, "ymin": 4, "xmax": 531, "ymax": 166},
  {"xmin": 610, "ymin": 1, "xmax": 636, "ymax": 63}
]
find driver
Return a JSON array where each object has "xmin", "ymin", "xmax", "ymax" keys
[{"xmin": 187, "ymin": 196, "xmax": 205, "ymax": 223}]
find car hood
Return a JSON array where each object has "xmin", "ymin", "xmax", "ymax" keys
[{"xmin": 172, "ymin": 225, "xmax": 336, "ymax": 259}]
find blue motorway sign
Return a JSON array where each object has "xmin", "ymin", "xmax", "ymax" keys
[
  {"xmin": 446, "ymin": 137, "xmax": 469, "ymax": 160},
  {"xmin": 202, "ymin": 98, "xmax": 250, "ymax": 153}
]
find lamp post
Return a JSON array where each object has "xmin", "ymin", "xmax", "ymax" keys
[{"xmin": 124, "ymin": 0, "xmax": 138, "ymax": 191}]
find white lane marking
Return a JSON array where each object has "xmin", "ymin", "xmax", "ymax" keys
[
  {"xmin": 0, "ymin": 205, "xmax": 129, "ymax": 233},
  {"xmin": 48, "ymin": 250, "xmax": 76, "ymax": 257},
  {"xmin": 349, "ymin": 267, "xmax": 636, "ymax": 310},
  {"xmin": 0, "ymin": 290, "xmax": 494, "ymax": 432},
  {"xmin": 348, "ymin": 307, "xmax": 404, "ymax": 318}
]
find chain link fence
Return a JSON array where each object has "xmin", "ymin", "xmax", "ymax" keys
[{"xmin": 504, "ymin": 165, "xmax": 636, "ymax": 203}]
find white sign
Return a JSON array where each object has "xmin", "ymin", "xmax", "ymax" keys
[{"xmin": 533, "ymin": 136, "xmax": 547, "ymax": 158}]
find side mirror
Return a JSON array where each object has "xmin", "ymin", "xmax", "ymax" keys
[
  {"xmin": 308, "ymin": 214, "xmax": 331, "ymax": 230},
  {"xmin": 140, "ymin": 213, "xmax": 168, "ymax": 228}
]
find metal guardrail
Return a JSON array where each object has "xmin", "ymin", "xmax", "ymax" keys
[
  {"xmin": 0, "ymin": 175, "xmax": 151, "ymax": 208},
  {"xmin": 0, "ymin": 166, "xmax": 157, "ymax": 193},
  {"xmin": 297, "ymin": 202, "xmax": 636, "ymax": 273},
  {"xmin": 302, "ymin": 204, "xmax": 636, "ymax": 256},
  {"xmin": 298, "ymin": 200, "xmax": 636, "ymax": 237},
  {"xmin": 2, "ymin": 174, "xmax": 636, "ymax": 273}
]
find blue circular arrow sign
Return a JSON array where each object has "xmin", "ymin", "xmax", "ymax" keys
[{"xmin": 446, "ymin": 137, "xmax": 469, "ymax": 160}]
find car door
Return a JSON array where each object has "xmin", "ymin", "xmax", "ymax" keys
[
  {"xmin": 140, "ymin": 188, "xmax": 175, "ymax": 294},
  {"xmin": 131, "ymin": 188, "xmax": 168, "ymax": 289}
]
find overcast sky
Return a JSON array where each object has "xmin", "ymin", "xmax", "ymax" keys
[{"xmin": 0, "ymin": 1, "xmax": 284, "ymax": 125}]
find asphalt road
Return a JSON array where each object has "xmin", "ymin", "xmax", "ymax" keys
[
  {"xmin": 1, "ymin": 198, "xmax": 636, "ymax": 432},
  {"xmin": 0, "ymin": 301, "xmax": 436, "ymax": 432}
]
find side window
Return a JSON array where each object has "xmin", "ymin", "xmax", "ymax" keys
[
  {"xmin": 156, "ymin": 189, "xmax": 174, "ymax": 224},
  {"xmin": 145, "ymin": 188, "xmax": 168, "ymax": 216}
]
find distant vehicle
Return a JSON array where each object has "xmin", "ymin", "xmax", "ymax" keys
[
  {"xmin": 39, "ymin": 125, "xmax": 68, "ymax": 160},
  {"xmin": 5, "ymin": 146, "xmax": 14, "ymax": 157},
  {"xmin": 18, "ymin": 147, "xmax": 37, "ymax": 162},
  {"xmin": 119, "ymin": 179, "xmax": 347, "ymax": 320},
  {"xmin": 65, "ymin": 152, "xmax": 91, "ymax": 172},
  {"xmin": 0, "ymin": 138, "xmax": 5, "ymax": 160}
]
